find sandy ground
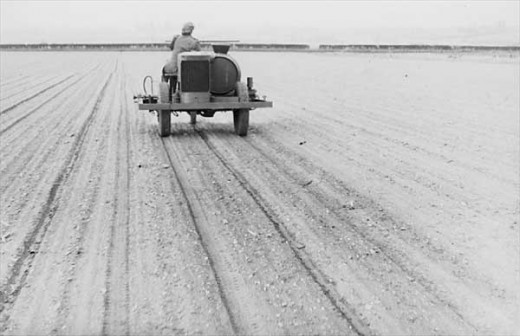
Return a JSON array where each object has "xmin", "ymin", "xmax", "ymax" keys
[{"xmin": 0, "ymin": 51, "xmax": 518, "ymax": 335}]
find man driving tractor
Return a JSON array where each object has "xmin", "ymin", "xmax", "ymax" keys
[
  {"xmin": 133, "ymin": 21, "xmax": 272, "ymax": 137},
  {"xmin": 163, "ymin": 22, "xmax": 201, "ymax": 92}
]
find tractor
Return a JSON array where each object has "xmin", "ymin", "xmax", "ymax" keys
[{"xmin": 133, "ymin": 44, "xmax": 273, "ymax": 137}]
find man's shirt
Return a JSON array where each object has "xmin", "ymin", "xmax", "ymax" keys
[{"xmin": 167, "ymin": 35, "xmax": 201, "ymax": 75}]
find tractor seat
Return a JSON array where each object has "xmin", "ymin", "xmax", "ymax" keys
[
  {"xmin": 163, "ymin": 72, "xmax": 176, "ymax": 78},
  {"xmin": 161, "ymin": 66, "xmax": 177, "ymax": 82},
  {"xmin": 161, "ymin": 67, "xmax": 178, "ymax": 94}
]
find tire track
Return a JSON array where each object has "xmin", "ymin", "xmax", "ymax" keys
[
  {"xmin": 158, "ymin": 136, "xmax": 240, "ymax": 335},
  {"xmin": 0, "ymin": 74, "xmax": 76, "ymax": 115},
  {"xmin": 195, "ymin": 129, "xmax": 369, "ymax": 336},
  {"xmin": 0, "ymin": 69, "xmax": 114, "ymax": 324},
  {"xmin": 241, "ymin": 137, "xmax": 468, "ymax": 309},
  {"xmin": 200, "ymin": 128, "xmax": 481, "ymax": 333}
]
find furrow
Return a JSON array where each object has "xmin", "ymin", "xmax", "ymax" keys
[
  {"xmin": 102, "ymin": 66, "xmax": 131, "ymax": 336},
  {"xmin": 0, "ymin": 74, "xmax": 32, "ymax": 89},
  {"xmin": 198, "ymin": 123, "xmax": 496, "ymax": 333},
  {"xmin": 243, "ymin": 137, "xmax": 476, "ymax": 326},
  {"xmin": 51, "ymin": 63, "xmax": 119, "ymax": 335},
  {"xmin": 0, "ymin": 75, "xmax": 83, "ymax": 134},
  {"xmin": 0, "ymin": 63, "xmax": 104, "ymax": 135},
  {"xmin": 0, "ymin": 74, "xmax": 62, "ymax": 102},
  {"xmin": 0, "ymin": 74, "xmax": 75, "ymax": 115},
  {"xmin": 0, "ymin": 70, "xmax": 114, "ymax": 324},
  {"xmin": 0, "ymin": 62, "xmax": 107, "ymax": 190}
]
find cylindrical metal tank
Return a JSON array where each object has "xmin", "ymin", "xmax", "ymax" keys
[{"xmin": 210, "ymin": 55, "xmax": 241, "ymax": 95}]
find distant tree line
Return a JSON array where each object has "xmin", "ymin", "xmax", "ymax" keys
[
  {"xmin": 0, "ymin": 43, "xmax": 169, "ymax": 51},
  {"xmin": 0, "ymin": 43, "xmax": 517, "ymax": 52},
  {"xmin": 318, "ymin": 44, "xmax": 520, "ymax": 52},
  {"xmin": 231, "ymin": 43, "xmax": 310, "ymax": 50},
  {"xmin": 0, "ymin": 43, "xmax": 311, "ymax": 51}
]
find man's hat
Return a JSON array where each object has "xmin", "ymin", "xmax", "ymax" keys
[{"xmin": 182, "ymin": 22, "xmax": 195, "ymax": 34}]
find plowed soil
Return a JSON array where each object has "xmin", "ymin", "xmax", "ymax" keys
[{"xmin": 0, "ymin": 51, "xmax": 518, "ymax": 335}]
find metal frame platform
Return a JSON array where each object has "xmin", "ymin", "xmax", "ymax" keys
[{"xmin": 138, "ymin": 100, "xmax": 272, "ymax": 111}]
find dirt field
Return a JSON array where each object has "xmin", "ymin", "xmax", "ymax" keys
[{"xmin": 0, "ymin": 51, "xmax": 518, "ymax": 335}]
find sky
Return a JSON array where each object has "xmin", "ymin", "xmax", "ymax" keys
[{"xmin": 1, "ymin": 0, "xmax": 519, "ymax": 45}]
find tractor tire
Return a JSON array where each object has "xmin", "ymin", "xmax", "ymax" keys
[
  {"xmin": 158, "ymin": 82, "xmax": 171, "ymax": 137},
  {"xmin": 234, "ymin": 81, "xmax": 250, "ymax": 136},
  {"xmin": 158, "ymin": 111, "xmax": 171, "ymax": 137},
  {"xmin": 189, "ymin": 112, "xmax": 197, "ymax": 124},
  {"xmin": 233, "ymin": 109, "xmax": 249, "ymax": 136}
]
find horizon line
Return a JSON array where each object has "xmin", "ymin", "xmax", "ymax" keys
[{"xmin": 1, "ymin": 42, "xmax": 519, "ymax": 48}]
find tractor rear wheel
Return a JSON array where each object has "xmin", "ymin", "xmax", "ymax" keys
[
  {"xmin": 158, "ymin": 82, "xmax": 171, "ymax": 137},
  {"xmin": 234, "ymin": 82, "xmax": 249, "ymax": 136},
  {"xmin": 189, "ymin": 112, "xmax": 197, "ymax": 124},
  {"xmin": 233, "ymin": 109, "xmax": 249, "ymax": 136},
  {"xmin": 158, "ymin": 111, "xmax": 171, "ymax": 137}
]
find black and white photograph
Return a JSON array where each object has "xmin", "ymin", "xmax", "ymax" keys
[{"xmin": 0, "ymin": 0, "xmax": 518, "ymax": 335}]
